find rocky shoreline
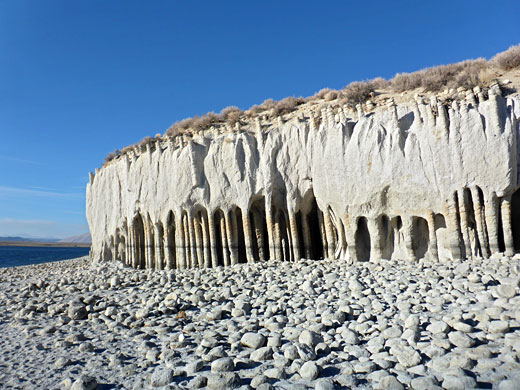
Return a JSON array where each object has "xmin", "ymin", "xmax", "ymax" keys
[{"xmin": 1, "ymin": 256, "xmax": 520, "ymax": 389}]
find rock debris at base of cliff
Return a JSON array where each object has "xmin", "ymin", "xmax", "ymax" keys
[{"xmin": 1, "ymin": 255, "xmax": 520, "ymax": 389}]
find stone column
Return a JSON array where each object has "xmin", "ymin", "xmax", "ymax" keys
[
  {"xmin": 284, "ymin": 213, "xmax": 294, "ymax": 262},
  {"xmin": 208, "ymin": 212, "xmax": 219, "ymax": 268},
  {"xmin": 113, "ymin": 236, "xmax": 118, "ymax": 262},
  {"xmin": 342, "ymin": 215, "xmax": 357, "ymax": 262},
  {"xmin": 265, "ymin": 204, "xmax": 276, "ymax": 261},
  {"xmin": 154, "ymin": 224, "xmax": 163, "ymax": 270},
  {"xmin": 323, "ymin": 210, "xmax": 336, "ymax": 259},
  {"xmin": 368, "ymin": 218, "xmax": 382, "ymax": 262},
  {"xmin": 501, "ymin": 196, "xmax": 515, "ymax": 256},
  {"xmin": 128, "ymin": 224, "xmax": 135, "ymax": 268},
  {"xmin": 471, "ymin": 187, "xmax": 490, "ymax": 258},
  {"xmin": 426, "ymin": 211, "xmax": 439, "ymax": 260},
  {"xmin": 176, "ymin": 215, "xmax": 186, "ymax": 269},
  {"xmin": 242, "ymin": 209, "xmax": 255, "ymax": 263},
  {"xmin": 403, "ymin": 217, "xmax": 416, "ymax": 262},
  {"xmin": 219, "ymin": 213, "xmax": 230, "ymax": 266},
  {"xmin": 201, "ymin": 212, "xmax": 211, "ymax": 268},
  {"xmin": 318, "ymin": 210, "xmax": 329, "ymax": 259},
  {"xmin": 183, "ymin": 215, "xmax": 191, "ymax": 268},
  {"xmin": 252, "ymin": 209, "xmax": 265, "ymax": 261},
  {"xmin": 226, "ymin": 210, "xmax": 238, "ymax": 265},
  {"xmin": 484, "ymin": 192, "xmax": 499, "ymax": 255},
  {"xmin": 301, "ymin": 212, "xmax": 312, "ymax": 259},
  {"xmin": 457, "ymin": 189, "xmax": 472, "ymax": 258},
  {"xmin": 443, "ymin": 196, "xmax": 462, "ymax": 261},
  {"xmin": 145, "ymin": 222, "xmax": 153, "ymax": 269},
  {"xmin": 336, "ymin": 216, "xmax": 347, "ymax": 259},
  {"xmin": 188, "ymin": 214, "xmax": 198, "ymax": 268},
  {"xmin": 288, "ymin": 211, "xmax": 301, "ymax": 261},
  {"xmin": 194, "ymin": 216, "xmax": 204, "ymax": 268},
  {"xmin": 163, "ymin": 222, "xmax": 172, "ymax": 270},
  {"xmin": 273, "ymin": 211, "xmax": 283, "ymax": 261}
]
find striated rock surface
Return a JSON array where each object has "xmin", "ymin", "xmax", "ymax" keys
[{"xmin": 87, "ymin": 84, "xmax": 520, "ymax": 268}]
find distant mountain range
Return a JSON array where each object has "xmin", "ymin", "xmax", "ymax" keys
[
  {"xmin": 0, "ymin": 233, "xmax": 91, "ymax": 243},
  {"xmin": 58, "ymin": 233, "xmax": 92, "ymax": 243}
]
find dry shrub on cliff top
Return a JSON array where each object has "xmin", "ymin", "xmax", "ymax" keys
[
  {"xmin": 249, "ymin": 98, "xmax": 277, "ymax": 114},
  {"xmin": 391, "ymin": 58, "xmax": 488, "ymax": 93},
  {"xmin": 221, "ymin": 106, "xmax": 241, "ymax": 126},
  {"xmin": 491, "ymin": 44, "xmax": 520, "ymax": 71},
  {"xmin": 340, "ymin": 78, "xmax": 390, "ymax": 104},
  {"xmin": 272, "ymin": 96, "xmax": 305, "ymax": 116},
  {"xmin": 104, "ymin": 149, "xmax": 121, "ymax": 163}
]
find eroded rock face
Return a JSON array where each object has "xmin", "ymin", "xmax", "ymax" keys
[{"xmin": 86, "ymin": 86, "xmax": 520, "ymax": 269}]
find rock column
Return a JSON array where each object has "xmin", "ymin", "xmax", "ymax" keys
[
  {"xmin": 242, "ymin": 210, "xmax": 255, "ymax": 263},
  {"xmin": 457, "ymin": 189, "xmax": 472, "ymax": 258},
  {"xmin": 471, "ymin": 187, "xmax": 490, "ymax": 258},
  {"xmin": 208, "ymin": 212, "xmax": 219, "ymax": 268},
  {"xmin": 484, "ymin": 192, "xmax": 499, "ymax": 255},
  {"xmin": 501, "ymin": 196, "xmax": 515, "ymax": 256},
  {"xmin": 289, "ymin": 211, "xmax": 301, "ymax": 261}
]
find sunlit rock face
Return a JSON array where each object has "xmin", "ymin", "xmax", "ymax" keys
[{"xmin": 86, "ymin": 85, "xmax": 520, "ymax": 269}]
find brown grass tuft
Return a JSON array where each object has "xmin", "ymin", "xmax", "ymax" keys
[
  {"xmin": 104, "ymin": 149, "xmax": 121, "ymax": 163},
  {"xmin": 491, "ymin": 44, "xmax": 520, "ymax": 71},
  {"xmin": 391, "ymin": 58, "xmax": 487, "ymax": 93},
  {"xmin": 272, "ymin": 96, "xmax": 305, "ymax": 116}
]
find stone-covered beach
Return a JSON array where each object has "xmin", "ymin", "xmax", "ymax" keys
[{"xmin": 1, "ymin": 255, "xmax": 520, "ymax": 389}]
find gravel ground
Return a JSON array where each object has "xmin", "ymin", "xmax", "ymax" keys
[{"xmin": 1, "ymin": 254, "xmax": 520, "ymax": 390}]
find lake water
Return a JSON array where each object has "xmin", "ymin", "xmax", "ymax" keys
[{"xmin": 0, "ymin": 246, "xmax": 90, "ymax": 268}]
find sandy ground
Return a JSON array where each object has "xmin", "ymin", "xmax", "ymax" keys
[{"xmin": 1, "ymin": 255, "xmax": 520, "ymax": 390}]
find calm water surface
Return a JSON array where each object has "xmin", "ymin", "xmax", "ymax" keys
[{"xmin": 0, "ymin": 246, "xmax": 90, "ymax": 268}]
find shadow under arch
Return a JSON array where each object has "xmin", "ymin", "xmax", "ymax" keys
[
  {"xmin": 250, "ymin": 196, "xmax": 269, "ymax": 262},
  {"xmin": 299, "ymin": 190, "xmax": 324, "ymax": 260},
  {"xmin": 133, "ymin": 212, "xmax": 145, "ymax": 269}
]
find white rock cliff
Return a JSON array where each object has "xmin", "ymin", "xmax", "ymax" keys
[{"xmin": 86, "ymin": 84, "xmax": 520, "ymax": 269}]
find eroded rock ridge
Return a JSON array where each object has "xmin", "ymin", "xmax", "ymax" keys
[{"xmin": 86, "ymin": 84, "xmax": 520, "ymax": 268}]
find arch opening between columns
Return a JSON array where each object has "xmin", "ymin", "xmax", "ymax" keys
[
  {"xmin": 411, "ymin": 216, "xmax": 429, "ymax": 260},
  {"xmin": 355, "ymin": 217, "xmax": 371, "ymax": 262},
  {"xmin": 250, "ymin": 197, "xmax": 269, "ymax": 262},
  {"xmin": 235, "ymin": 208, "xmax": 247, "ymax": 264},
  {"xmin": 511, "ymin": 189, "xmax": 520, "ymax": 252},
  {"xmin": 166, "ymin": 211, "xmax": 176, "ymax": 268},
  {"xmin": 133, "ymin": 213, "xmax": 145, "ymax": 269},
  {"xmin": 213, "ymin": 209, "xmax": 226, "ymax": 267}
]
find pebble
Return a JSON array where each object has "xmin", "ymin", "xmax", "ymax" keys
[
  {"xmin": 448, "ymin": 332, "xmax": 475, "ymax": 348},
  {"xmin": 250, "ymin": 346, "xmax": 273, "ymax": 362},
  {"xmin": 207, "ymin": 372, "xmax": 241, "ymax": 389},
  {"xmin": 299, "ymin": 361, "xmax": 320, "ymax": 380},
  {"xmin": 211, "ymin": 357, "xmax": 234, "ymax": 372},
  {"xmin": 241, "ymin": 332, "xmax": 266, "ymax": 349},
  {"xmin": 70, "ymin": 375, "xmax": 98, "ymax": 390},
  {"xmin": 148, "ymin": 367, "xmax": 174, "ymax": 387},
  {"xmin": 314, "ymin": 378, "xmax": 335, "ymax": 390},
  {"xmin": 376, "ymin": 375, "xmax": 404, "ymax": 390}
]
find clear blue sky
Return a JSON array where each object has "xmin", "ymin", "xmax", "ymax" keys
[{"xmin": 1, "ymin": 1, "xmax": 519, "ymax": 239}]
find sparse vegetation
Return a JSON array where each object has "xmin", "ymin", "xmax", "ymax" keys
[
  {"xmin": 491, "ymin": 44, "xmax": 520, "ymax": 71},
  {"xmin": 103, "ymin": 45, "xmax": 520, "ymax": 165},
  {"xmin": 391, "ymin": 58, "xmax": 488, "ymax": 93}
]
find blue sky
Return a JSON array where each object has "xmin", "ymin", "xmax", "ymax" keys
[{"xmin": 0, "ymin": 1, "xmax": 519, "ymax": 239}]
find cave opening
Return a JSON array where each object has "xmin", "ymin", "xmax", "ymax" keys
[
  {"xmin": 213, "ymin": 210, "xmax": 226, "ymax": 267},
  {"xmin": 133, "ymin": 213, "xmax": 145, "ymax": 269},
  {"xmin": 166, "ymin": 211, "xmax": 176, "ymax": 268},
  {"xmin": 412, "ymin": 216, "xmax": 429, "ymax": 260},
  {"xmin": 511, "ymin": 189, "xmax": 520, "ymax": 252},
  {"xmin": 356, "ymin": 217, "xmax": 371, "ymax": 262},
  {"xmin": 250, "ymin": 197, "xmax": 269, "ymax": 262},
  {"xmin": 235, "ymin": 208, "xmax": 247, "ymax": 263}
]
